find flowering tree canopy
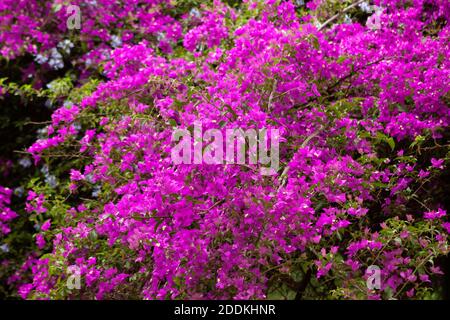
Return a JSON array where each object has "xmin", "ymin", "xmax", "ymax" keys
[{"xmin": 0, "ymin": 0, "xmax": 449, "ymax": 300}]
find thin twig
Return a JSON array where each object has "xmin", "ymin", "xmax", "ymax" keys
[
  {"xmin": 200, "ymin": 199, "xmax": 226, "ymax": 213},
  {"xmin": 318, "ymin": 0, "xmax": 365, "ymax": 31},
  {"xmin": 267, "ymin": 79, "xmax": 277, "ymax": 112},
  {"xmin": 23, "ymin": 121, "xmax": 52, "ymax": 125}
]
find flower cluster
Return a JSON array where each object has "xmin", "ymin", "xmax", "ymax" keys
[{"xmin": 0, "ymin": 186, "xmax": 17, "ymax": 235}]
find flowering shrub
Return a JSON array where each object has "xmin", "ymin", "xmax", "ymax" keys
[{"xmin": 1, "ymin": 0, "xmax": 450, "ymax": 300}]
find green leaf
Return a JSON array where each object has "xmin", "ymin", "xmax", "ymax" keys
[
  {"xmin": 168, "ymin": 118, "xmax": 177, "ymax": 127},
  {"xmin": 376, "ymin": 132, "xmax": 395, "ymax": 151},
  {"xmin": 337, "ymin": 56, "xmax": 348, "ymax": 64}
]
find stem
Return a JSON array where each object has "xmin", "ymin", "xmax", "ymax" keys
[
  {"xmin": 295, "ymin": 267, "xmax": 312, "ymax": 300},
  {"xmin": 318, "ymin": 0, "xmax": 365, "ymax": 31}
]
